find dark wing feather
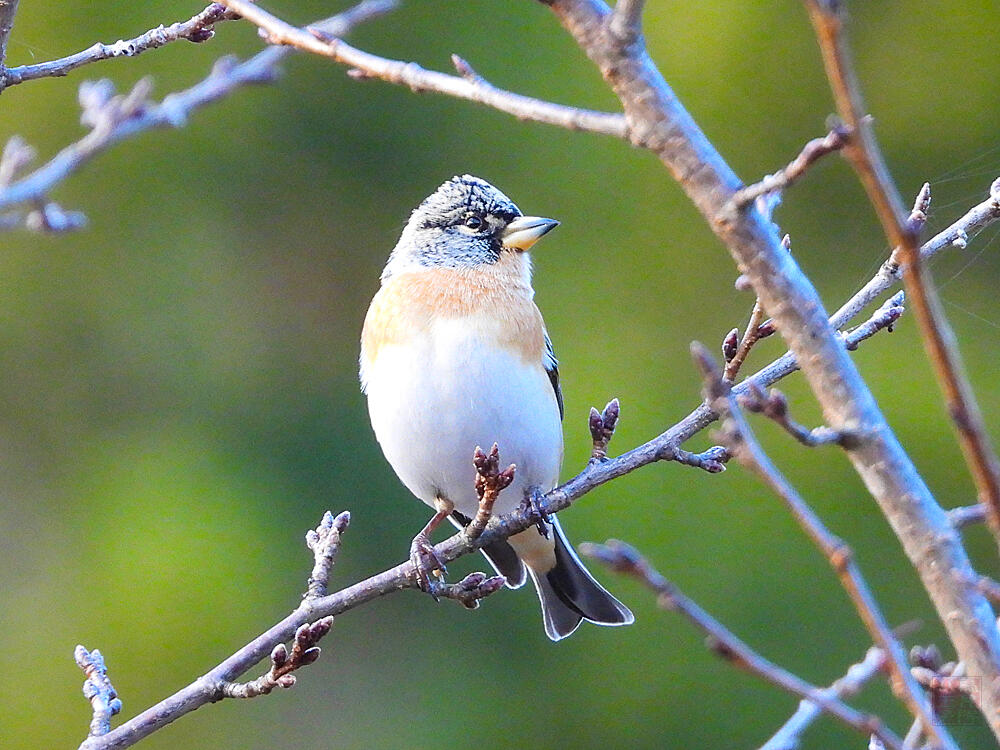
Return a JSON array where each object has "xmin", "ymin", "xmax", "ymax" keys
[{"xmin": 543, "ymin": 331, "xmax": 564, "ymax": 421}]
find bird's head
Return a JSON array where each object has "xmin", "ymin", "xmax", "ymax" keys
[{"xmin": 382, "ymin": 175, "xmax": 558, "ymax": 279}]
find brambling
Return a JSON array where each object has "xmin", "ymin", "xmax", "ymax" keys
[{"xmin": 360, "ymin": 175, "xmax": 633, "ymax": 640}]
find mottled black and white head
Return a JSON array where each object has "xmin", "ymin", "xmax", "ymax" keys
[{"xmin": 381, "ymin": 175, "xmax": 558, "ymax": 280}]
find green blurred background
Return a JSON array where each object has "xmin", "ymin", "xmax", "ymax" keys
[{"xmin": 1, "ymin": 1, "xmax": 999, "ymax": 748}]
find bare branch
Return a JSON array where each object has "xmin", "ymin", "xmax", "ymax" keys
[
  {"xmin": 540, "ymin": 0, "xmax": 1000, "ymax": 736},
  {"xmin": 0, "ymin": 3, "xmax": 238, "ymax": 92},
  {"xmin": 221, "ymin": 618, "xmax": 334, "ymax": 699},
  {"xmin": 664, "ymin": 445, "xmax": 728, "ymax": 473},
  {"xmin": 761, "ymin": 646, "xmax": 887, "ymax": 750},
  {"xmin": 723, "ymin": 299, "xmax": 766, "ymax": 381},
  {"xmin": 75, "ymin": 646, "xmax": 123, "ymax": 740},
  {"xmin": 740, "ymin": 383, "xmax": 858, "ymax": 448},
  {"xmin": 215, "ymin": 0, "xmax": 627, "ymax": 138},
  {"xmin": 304, "ymin": 510, "xmax": 351, "ymax": 600},
  {"xmin": 692, "ymin": 343, "xmax": 952, "ymax": 748},
  {"xmin": 731, "ymin": 126, "xmax": 850, "ymax": 209},
  {"xmin": 581, "ymin": 540, "xmax": 903, "ymax": 750},
  {"xmin": 949, "ymin": 504, "xmax": 986, "ymax": 530},
  {"xmin": 806, "ymin": 0, "xmax": 1000, "ymax": 557},
  {"xmin": 0, "ymin": 0, "xmax": 18, "ymax": 68},
  {"xmin": 0, "ymin": 0, "xmax": 394, "ymax": 228},
  {"xmin": 466, "ymin": 443, "xmax": 516, "ymax": 541},
  {"xmin": 608, "ymin": 0, "xmax": 646, "ymax": 44}
]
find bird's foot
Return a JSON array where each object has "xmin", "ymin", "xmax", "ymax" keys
[
  {"xmin": 409, "ymin": 506, "xmax": 450, "ymax": 598},
  {"xmin": 519, "ymin": 487, "xmax": 551, "ymax": 539},
  {"xmin": 410, "ymin": 532, "xmax": 446, "ymax": 598}
]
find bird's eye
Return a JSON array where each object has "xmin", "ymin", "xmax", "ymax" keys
[{"xmin": 464, "ymin": 215, "xmax": 485, "ymax": 231}]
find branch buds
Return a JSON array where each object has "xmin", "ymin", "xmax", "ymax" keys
[
  {"xmin": 589, "ymin": 398, "xmax": 620, "ymax": 462},
  {"xmin": 473, "ymin": 443, "xmax": 516, "ymax": 503},
  {"xmin": 722, "ymin": 328, "xmax": 739, "ymax": 362}
]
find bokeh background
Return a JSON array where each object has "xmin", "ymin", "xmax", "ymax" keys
[{"xmin": 1, "ymin": 1, "xmax": 999, "ymax": 748}]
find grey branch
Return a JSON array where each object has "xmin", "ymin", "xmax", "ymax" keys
[
  {"xmin": 693, "ymin": 343, "xmax": 951, "ymax": 748},
  {"xmin": 948, "ymin": 504, "xmax": 986, "ymax": 530},
  {"xmin": 541, "ymin": 0, "xmax": 1000, "ymax": 737},
  {"xmin": 0, "ymin": 3, "xmax": 238, "ymax": 92},
  {"xmin": 580, "ymin": 540, "xmax": 903, "ymax": 750},
  {"xmin": 806, "ymin": 0, "xmax": 1000, "ymax": 561},
  {"xmin": 731, "ymin": 126, "xmax": 850, "ymax": 208},
  {"xmin": 0, "ymin": 0, "xmax": 394, "ymax": 230},
  {"xmin": 739, "ymin": 382, "xmax": 858, "ymax": 448},
  {"xmin": 761, "ymin": 646, "xmax": 887, "ymax": 750},
  {"xmin": 216, "ymin": 0, "xmax": 627, "ymax": 138},
  {"xmin": 75, "ymin": 646, "xmax": 123, "ymax": 740},
  {"xmin": 0, "ymin": 0, "xmax": 18, "ymax": 68},
  {"xmin": 304, "ymin": 510, "xmax": 351, "ymax": 600}
]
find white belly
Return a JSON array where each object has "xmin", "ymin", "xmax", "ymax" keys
[{"xmin": 364, "ymin": 316, "xmax": 563, "ymax": 518}]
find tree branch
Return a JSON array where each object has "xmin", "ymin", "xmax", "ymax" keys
[
  {"xmin": 693, "ymin": 343, "xmax": 952, "ymax": 749},
  {"xmin": 580, "ymin": 540, "xmax": 903, "ymax": 750},
  {"xmin": 805, "ymin": 0, "xmax": 1000, "ymax": 557},
  {"xmin": 0, "ymin": 0, "xmax": 18, "ymax": 69},
  {"xmin": 75, "ymin": 646, "xmax": 123, "ymax": 740},
  {"xmin": 0, "ymin": 0, "xmax": 395, "ymax": 228},
  {"xmin": 0, "ymin": 3, "xmax": 238, "ymax": 92},
  {"xmin": 540, "ymin": 0, "xmax": 1000, "ymax": 736},
  {"xmin": 761, "ymin": 646, "xmax": 887, "ymax": 750},
  {"xmin": 215, "ymin": 0, "xmax": 627, "ymax": 138}
]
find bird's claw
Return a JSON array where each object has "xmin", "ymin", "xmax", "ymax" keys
[
  {"xmin": 519, "ymin": 488, "xmax": 551, "ymax": 539},
  {"xmin": 410, "ymin": 530, "xmax": 447, "ymax": 598}
]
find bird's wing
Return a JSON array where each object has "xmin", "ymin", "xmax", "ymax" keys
[{"xmin": 543, "ymin": 331, "xmax": 564, "ymax": 421}]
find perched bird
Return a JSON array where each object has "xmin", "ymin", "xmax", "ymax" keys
[{"xmin": 360, "ymin": 174, "xmax": 633, "ymax": 640}]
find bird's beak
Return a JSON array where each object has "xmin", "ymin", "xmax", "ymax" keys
[{"xmin": 501, "ymin": 216, "xmax": 559, "ymax": 251}]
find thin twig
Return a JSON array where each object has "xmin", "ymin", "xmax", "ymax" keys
[
  {"xmin": 692, "ymin": 342, "xmax": 953, "ymax": 749},
  {"xmin": 581, "ymin": 540, "xmax": 903, "ymax": 750},
  {"xmin": 723, "ymin": 298, "xmax": 766, "ymax": 381},
  {"xmin": 740, "ymin": 383, "xmax": 858, "ymax": 448},
  {"xmin": 761, "ymin": 646, "xmax": 887, "ymax": 750},
  {"xmin": 466, "ymin": 443, "xmax": 516, "ymax": 541},
  {"xmin": 221, "ymin": 618, "xmax": 334, "ymax": 698},
  {"xmin": 0, "ymin": 3, "xmax": 238, "ymax": 92},
  {"xmin": 75, "ymin": 647, "xmax": 123, "ymax": 739},
  {"xmin": 948, "ymin": 504, "xmax": 986, "ymax": 530},
  {"xmin": 806, "ymin": 0, "xmax": 1000, "ymax": 556},
  {"xmin": 731, "ymin": 126, "xmax": 850, "ymax": 208},
  {"xmin": 215, "ymin": 0, "xmax": 627, "ymax": 138},
  {"xmin": 304, "ymin": 510, "xmax": 351, "ymax": 600}
]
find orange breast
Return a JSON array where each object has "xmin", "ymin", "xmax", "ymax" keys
[{"xmin": 361, "ymin": 259, "xmax": 546, "ymax": 369}]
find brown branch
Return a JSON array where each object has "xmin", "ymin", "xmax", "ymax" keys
[
  {"xmin": 580, "ymin": 540, "xmax": 903, "ymax": 750},
  {"xmin": 723, "ymin": 298, "xmax": 765, "ymax": 381},
  {"xmin": 761, "ymin": 646, "xmax": 887, "ymax": 750},
  {"xmin": 221, "ymin": 618, "xmax": 333, "ymax": 699},
  {"xmin": 805, "ymin": 0, "xmax": 1000, "ymax": 557},
  {"xmin": 730, "ymin": 125, "xmax": 850, "ymax": 208},
  {"xmin": 75, "ymin": 647, "xmax": 123, "ymax": 740},
  {"xmin": 215, "ymin": 0, "xmax": 627, "ymax": 138},
  {"xmin": 692, "ymin": 343, "xmax": 952, "ymax": 748},
  {"xmin": 0, "ymin": 3, "xmax": 238, "ymax": 92}
]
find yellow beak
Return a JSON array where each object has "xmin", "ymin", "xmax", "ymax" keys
[{"xmin": 501, "ymin": 216, "xmax": 559, "ymax": 251}]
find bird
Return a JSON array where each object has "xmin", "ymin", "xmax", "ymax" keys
[{"xmin": 359, "ymin": 174, "xmax": 633, "ymax": 640}]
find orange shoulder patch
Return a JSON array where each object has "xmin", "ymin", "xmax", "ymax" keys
[{"xmin": 361, "ymin": 258, "xmax": 546, "ymax": 367}]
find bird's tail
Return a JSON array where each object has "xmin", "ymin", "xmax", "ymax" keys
[{"xmin": 527, "ymin": 517, "xmax": 634, "ymax": 641}]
